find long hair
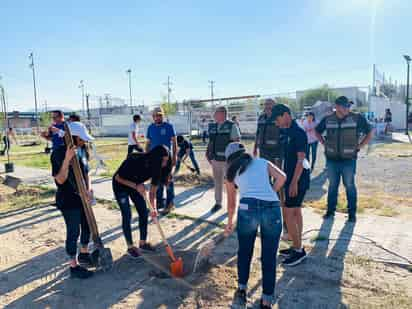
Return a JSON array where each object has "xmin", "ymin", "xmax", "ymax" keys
[
  {"xmin": 226, "ymin": 153, "xmax": 253, "ymax": 183},
  {"xmin": 147, "ymin": 145, "xmax": 172, "ymax": 185}
]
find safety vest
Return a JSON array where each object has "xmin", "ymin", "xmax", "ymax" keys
[
  {"xmin": 325, "ymin": 112, "xmax": 359, "ymax": 160},
  {"xmin": 208, "ymin": 120, "xmax": 234, "ymax": 161},
  {"xmin": 257, "ymin": 114, "xmax": 282, "ymax": 159}
]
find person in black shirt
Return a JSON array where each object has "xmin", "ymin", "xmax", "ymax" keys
[
  {"xmin": 112, "ymin": 145, "xmax": 173, "ymax": 259},
  {"xmin": 51, "ymin": 121, "xmax": 95, "ymax": 279},
  {"xmin": 174, "ymin": 135, "xmax": 200, "ymax": 175},
  {"xmin": 271, "ymin": 104, "xmax": 310, "ymax": 266}
]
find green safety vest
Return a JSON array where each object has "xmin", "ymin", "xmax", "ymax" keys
[
  {"xmin": 325, "ymin": 112, "xmax": 359, "ymax": 160},
  {"xmin": 257, "ymin": 114, "xmax": 282, "ymax": 159},
  {"xmin": 208, "ymin": 120, "xmax": 234, "ymax": 161}
]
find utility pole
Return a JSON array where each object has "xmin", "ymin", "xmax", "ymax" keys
[
  {"xmin": 79, "ymin": 80, "xmax": 85, "ymax": 116},
  {"xmin": 85, "ymin": 94, "xmax": 92, "ymax": 134},
  {"xmin": 209, "ymin": 80, "xmax": 215, "ymax": 105},
  {"xmin": 44, "ymin": 100, "xmax": 48, "ymax": 112},
  {"xmin": 164, "ymin": 76, "xmax": 172, "ymax": 105},
  {"xmin": 29, "ymin": 52, "xmax": 39, "ymax": 132},
  {"xmin": 404, "ymin": 55, "xmax": 411, "ymax": 135},
  {"xmin": 126, "ymin": 69, "xmax": 133, "ymax": 113}
]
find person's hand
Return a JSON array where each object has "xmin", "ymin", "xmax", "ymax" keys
[
  {"xmin": 150, "ymin": 209, "xmax": 158, "ymax": 221},
  {"xmin": 40, "ymin": 131, "xmax": 49, "ymax": 138},
  {"xmin": 172, "ymin": 156, "xmax": 177, "ymax": 167},
  {"xmin": 224, "ymin": 222, "xmax": 234, "ymax": 237},
  {"xmin": 253, "ymin": 148, "xmax": 258, "ymax": 157},
  {"xmin": 87, "ymin": 189, "xmax": 94, "ymax": 204},
  {"xmin": 65, "ymin": 146, "xmax": 76, "ymax": 162},
  {"xmin": 136, "ymin": 183, "xmax": 146, "ymax": 196},
  {"xmin": 289, "ymin": 181, "xmax": 298, "ymax": 198}
]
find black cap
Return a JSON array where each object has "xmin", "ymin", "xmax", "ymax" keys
[
  {"xmin": 271, "ymin": 104, "xmax": 291, "ymax": 120},
  {"xmin": 335, "ymin": 96, "xmax": 352, "ymax": 108}
]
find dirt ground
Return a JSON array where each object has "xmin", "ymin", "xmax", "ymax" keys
[{"xmin": 1, "ymin": 201, "xmax": 411, "ymax": 309}]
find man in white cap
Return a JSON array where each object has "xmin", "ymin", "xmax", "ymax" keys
[{"xmin": 51, "ymin": 121, "xmax": 95, "ymax": 279}]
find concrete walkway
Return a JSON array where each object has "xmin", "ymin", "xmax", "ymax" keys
[
  {"xmin": 392, "ymin": 132, "xmax": 412, "ymax": 144},
  {"xmin": 2, "ymin": 165, "xmax": 412, "ymax": 267}
]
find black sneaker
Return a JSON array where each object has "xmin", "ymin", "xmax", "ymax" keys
[
  {"xmin": 348, "ymin": 214, "xmax": 357, "ymax": 223},
  {"xmin": 127, "ymin": 247, "xmax": 142, "ymax": 259},
  {"xmin": 279, "ymin": 248, "xmax": 294, "ymax": 257},
  {"xmin": 260, "ymin": 299, "xmax": 272, "ymax": 309},
  {"xmin": 77, "ymin": 252, "xmax": 93, "ymax": 267},
  {"xmin": 210, "ymin": 204, "xmax": 222, "ymax": 213},
  {"xmin": 282, "ymin": 248, "xmax": 307, "ymax": 266},
  {"xmin": 161, "ymin": 202, "xmax": 175, "ymax": 215},
  {"xmin": 234, "ymin": 288, "xmax": 247, "ymax": 305},
  {"xmin": 70, "ymin": 265, "xmax": 94, "ymax": 279},
  {"xmin": 139, "ymin": 242, "xmax": 156, "ymax": 252},
  {"xmin": 323, "ymin": 212, "xmax": 335, "ymax": 219}
]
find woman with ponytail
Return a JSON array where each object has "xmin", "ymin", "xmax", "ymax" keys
[{"xmin": 224, "ymin": 142, "xmax": 286, "ymax": 309}]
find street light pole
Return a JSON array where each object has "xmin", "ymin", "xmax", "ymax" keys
[
  {"xmin": 29, "ymin": 52, "xmax": 39, "ymax": 132},
  {"xmin": 79, "ymin": 80, "xmax": 85, "ymax": 117},
  {"xmin": 126, "ymin": 69, "xmax": 133, "ymax": 113},
  {"xmin": 404, "ymin": 55, "xmax": 411, "ymax": 135}
]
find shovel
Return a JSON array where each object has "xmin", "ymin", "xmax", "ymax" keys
[
  {"xmin": 63, "ymin": 123, "xmax": 113, "ymax": 271},
  {"xmin": 144, "ymin": 196, "xmax": 184, "ymax": 277}
]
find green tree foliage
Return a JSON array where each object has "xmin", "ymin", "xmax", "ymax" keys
[
  {"xmin": 160, "ymin": 96, "xmax": 177, "ymax": 115},
  {"xmin": 39, "ymin": 112, "xmax": 52, "ymax": 127},
  {"xmin": 298, "ymin": 85, "xmax": 338, "ymax": 108}
]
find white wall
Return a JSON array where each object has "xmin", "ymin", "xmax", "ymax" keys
[{"xmin": 369, "ymin": 96, "xmax": 406, "ymax": 129}]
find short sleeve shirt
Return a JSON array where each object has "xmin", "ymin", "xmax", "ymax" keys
[
  {"xmin": 51, "ymin": 146, "xmax": 88, "ymax": 209},
  {"xmin": 146, "ymin": 122, "xmax": 176, "ymax": 150},
  {"xmin": 51, "ymin": 123, "xmax": 65, "ymax": 150},
  {"xmin": 284, "ymin": 120, "xmax": 310, "ymax": 189},
  {"xmin": 128, "ymin": 122, "xmax": 139, "ymax": 145},
  {"xmin": 229, "ymin": 123, "xmax": 241, "ymax": 141}
]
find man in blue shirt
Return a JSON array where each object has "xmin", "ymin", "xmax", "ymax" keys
[
  {"xmin": 40, "ymin": 110, "xmax": 65, "ymax": 151},
  {"xmin": 146, "ymin": 107, "xmax": 177, "ymax": 214},
  {"xmin": 271, "ymin": 104, "xmax": 310, "ymax": 266}
]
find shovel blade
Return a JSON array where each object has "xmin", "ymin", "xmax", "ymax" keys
[
  {"xmin": 91, "ymin": 247, "xmax": 113, "ymax": 271},
  {"xmin": 170, "ymin": 257, "xmax": 184, "ymax": 277}
]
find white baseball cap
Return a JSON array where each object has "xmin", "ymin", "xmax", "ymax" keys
[
  {"xmin": 225, "ymin": 142, "xmax": 245, "ymax": 161},
  {"xmin": 68, "ymin": 121, "xmax": 94, "ymax": 142}
]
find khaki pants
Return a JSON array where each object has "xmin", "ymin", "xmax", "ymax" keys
[{"xmin": 211, "ymin": 160, "xmax": 227, "ymax": 205}]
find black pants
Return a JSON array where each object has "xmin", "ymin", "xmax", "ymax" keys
[
  {"xmin": 127, "ymin": 144, "xmax": 144, "ymax": 155},
  {"xmin": 2, "ymin": 136, "xmax": 10, "ymax": 154},
  {"xmin": 113, "ymin": 181, "xmax": 148, "ymax": 246},
  {"xmin": 60, "ymin": 206, "xmax": 91, "ymax": 258}
]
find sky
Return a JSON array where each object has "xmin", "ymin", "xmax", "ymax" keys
[{"xmin": 1, "ymin": 0, "xmax": 412, "ymax": 111}]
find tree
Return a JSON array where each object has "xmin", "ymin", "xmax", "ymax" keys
[
  {"xmin": 275, "ymin": 97, "xmax": 300, "ymax": 113},
  {"xmin": 39, "ymin": 112, "xmax": 51, "ymax": 128},
  {"xmin": 160, "ymin": 96, "xmax": 177, "ymax": 115},
  {"xmin": 298, "ymin": 85, "xmax": 338, "ymax": 109}
]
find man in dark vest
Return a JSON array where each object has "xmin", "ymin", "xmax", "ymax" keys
[
  {"xmin": 253, "ymin": 98, "xmax": 284, "ymax": 167},
  {"xmin": 315, "ymin": 96, "xmax": 373, "ymax": 222},
  {"xmin": 206, "ymin": 106, "xmax": 241, "ymax": 213}
]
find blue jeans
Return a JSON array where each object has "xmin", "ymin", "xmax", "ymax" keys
[
  {"xmin": 175, "ymin": 149, "xmax": 200, "ymax": 174},
  {"xmin": 60, "ymin": 207, "xmax": 91, "ymax": 258},
  {"xmin": 237, "ymin": 198, "xmax": 282, "ymax": 304},
  {"xmin": 306, "ymin": 141, "xmax": 318, "ymax": 170},
  {"xmin": 326, "ymin": 159, "xmax": 357, "ymax": 216},
  {"xmin": 156, "ymin": 181, "xmax": 175, "ymax": 207},
  {"xmin": 113, "ymin": 181, "xmax": 148, "ymax": 246}
]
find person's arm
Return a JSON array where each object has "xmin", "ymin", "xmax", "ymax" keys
[
  {"xmin": 357, "ymin": 116, "xmax": 374, "ymax": 150},
  {"xmin": 267, "ymin": 161, "xmax": 287, "ymax": 192},
  {"xmin": 171, "ymin": 136, "xmax": 177, "ymax": 166},
  {"xmin": 253, "ymin": 124, "xmax": 260, "ymax": 157},
  {"xmin": 132, "ymin": 131, "xmax": 139, "ymax": 145},
  {"xmin": 114, "ymin": 174, "xmax": 140, "ymax": 191},
  {"xmin": 289, "ymin": 152, "xmax": 305, "ymax": 198},
  {"xmin": 55, "ymin": 147, "xmax": 76, "ymax": 185},
  {"xmin": 145, "ymin": 126, "xmax": 151, "ymax": 152},
  {"xmin": 225, "ymin": 181, "xmax": 237, "ymax": 235}
]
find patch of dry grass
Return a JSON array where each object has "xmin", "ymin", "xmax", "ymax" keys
[
  {"xmin": 305, "ymin": 191, "xmax": 410, "ymax": 217},
  {"xmin": 0, "ymin": 184, "xmax": 55, "ymax": 212},
  {"xmin": 371, "ymin": 143, "xmax": 412, "ymax": 158}
]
